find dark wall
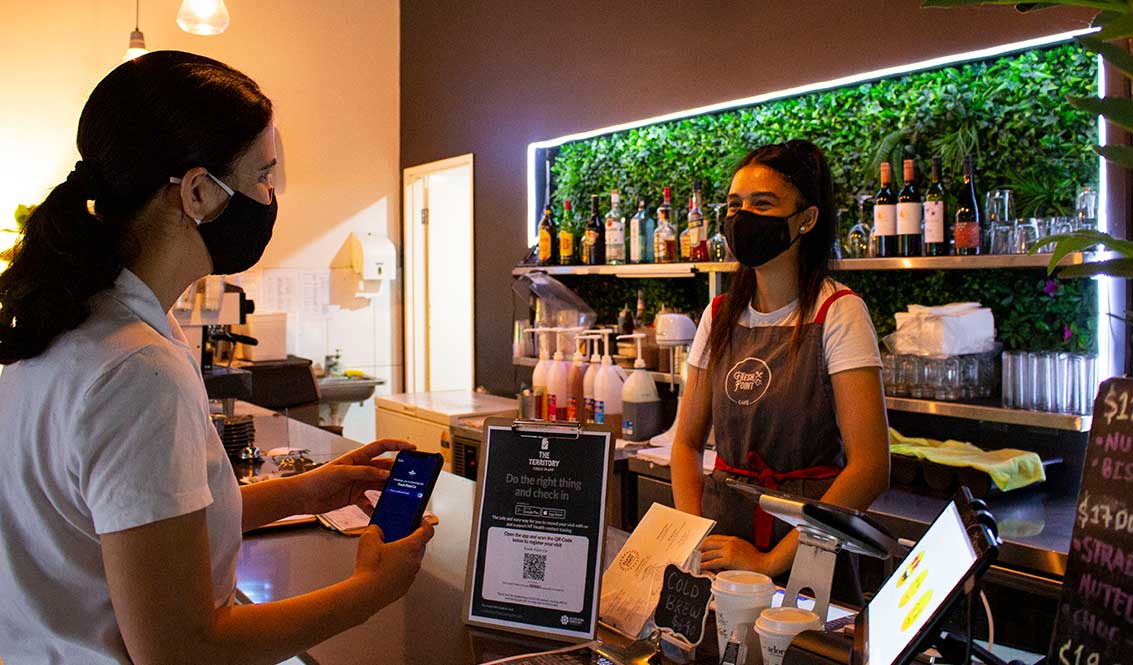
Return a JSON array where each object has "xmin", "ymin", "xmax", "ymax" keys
[{"xmin": 400, "ymin": 0, "xmax": 1095, "ymax": 396}]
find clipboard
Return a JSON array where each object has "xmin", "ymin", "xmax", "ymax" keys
[{"xmin": 463, "ymin": 418, "xmax": 614, "ymax": 643}]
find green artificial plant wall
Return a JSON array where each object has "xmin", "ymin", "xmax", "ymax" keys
[{"xmin": 547, "ymin": 43, "xmax": 1099, "ymax": 352}]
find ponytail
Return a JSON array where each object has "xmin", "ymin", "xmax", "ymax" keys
[{"xmin": 0, "ymin": 168, "xmax": 125, "ymax": 364}]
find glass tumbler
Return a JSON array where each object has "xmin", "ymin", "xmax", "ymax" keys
[
  {"xmin": 897, "ymin": 356, "xmax": 918, "ymax": 398},
  {"xmin": 1052, "ymin": 352, "xmax": 1071, "ymax": 414},
  {"xmin": 1001, "ymin": 351, "xmax": 1020, "ymax": 409},
  {"xmin": 1076, "ymin": 185, "xmax": 1098, "ymax": 231},
  {"xmin": 910, "ymin": 357, "xmax": 932, "ymax": 399},
  {"xmin": 1035, "ymin": 352, "xmax": 1054, "ymax": 412},
  {"xmin": 881, "ymin": 352, "xmax": 896, "ymax": 396},
  {"xmin": 1013, "ymin": 219, "xmax": 1041, "ymax": 255},
  {"xmin": 989, "ymin": 222, "xmax": 1015, "ymax": 256}
]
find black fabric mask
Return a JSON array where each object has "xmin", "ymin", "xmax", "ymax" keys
[
  {"xmin": 171, "ymin": 173, "xmax": 278, "ymax": 275},
  {"xmin": 724, "ymin": 208, "xmax": 803, "ymax": 268}
]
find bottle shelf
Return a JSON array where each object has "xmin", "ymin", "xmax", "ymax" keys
[
  {"xmin": 884, "ymin": 396, "xmax": 1091, "ymax": 432},
  {"xmin": 511, "ymin": 252, "xmax": 1106, "ymax": 277},
  {"xmin": 512, "ymin": 356, "xmax": 678, "ymax": 385}
]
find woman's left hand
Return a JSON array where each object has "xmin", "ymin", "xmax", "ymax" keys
[
  {"xmin": 699, "ymin": 535, "xmax": 766, "ymax": 573},
  {"xmin": 299, "ymin": 439, "xmax": 416, "ymax": 515}
]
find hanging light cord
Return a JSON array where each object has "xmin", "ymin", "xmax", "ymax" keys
[{"xmin": 135, "ymin": 0, "xmax": 140, "ymax": 31}]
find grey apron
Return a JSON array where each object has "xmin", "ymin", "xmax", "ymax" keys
[{"xmin": 701, "ymin": 289, "xmax": 863, "ymax": 602}]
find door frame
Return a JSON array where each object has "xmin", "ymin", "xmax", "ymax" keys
[{"xmin": 402, "ymin": 153, "xmax": 475, "ymax": 393}]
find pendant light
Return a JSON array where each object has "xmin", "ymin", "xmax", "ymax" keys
[
  {"xmin": 176, "ymin": 0, "xmax": 231, "ymax": 36},
  {"xmin": 122, "ymin": 0, "xmax": 148, "ymax": 62}
]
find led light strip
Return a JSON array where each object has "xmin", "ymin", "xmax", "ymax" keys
[
  {"xmin": 526, "ymin": 27, "xmax": 1098, "ymax": 244},
  {"xmin": 1096, "ymin": 53, "xmax": 1116, "ymax": 384}
]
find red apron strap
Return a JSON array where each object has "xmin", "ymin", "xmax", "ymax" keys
[
  {"xmin": 814, "ymin": 289, "xmax": 856, "ymax": 325},
  {"xmin": 714, "ymin": 452, "xmax": 841, "ymax": 550},
  {"xmin": 711, "ymin": 294, "xmax": 727, "ymax": 319}
]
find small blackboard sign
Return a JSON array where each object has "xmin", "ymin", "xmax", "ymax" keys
[
  {"xmin": 1050, "ymin": 377, "xmax": 1133, "ymax": 663},
  {"xmin": 653, "ymin": 564, "xmax": 713, "ymax": 646}
]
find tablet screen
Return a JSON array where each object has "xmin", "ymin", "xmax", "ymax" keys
[{"xmin": 865, "ymin": 502, "xmax": 978, "ymax": 665}]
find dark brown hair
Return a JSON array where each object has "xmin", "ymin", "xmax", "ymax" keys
[
  {"xmin": 707, "ymin": 140, "xmax": 836, "ymax": 364},
  {"xmin": 0, "ymin": 51, "xmax": 272, "ymax": 364}
]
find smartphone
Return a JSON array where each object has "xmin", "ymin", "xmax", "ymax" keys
[{"xmin": 368, "ymin": 451, "xmax": 443, "ymax": 542}]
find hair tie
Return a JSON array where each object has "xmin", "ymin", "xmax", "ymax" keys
[{"xmin": 65, "ymin": 161, "xmax": 103, "ymax": 199}]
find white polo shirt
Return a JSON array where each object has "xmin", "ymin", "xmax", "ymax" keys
[{"xmin": 0, "ymin": 269, "xmax": 242, "ymax": 664}]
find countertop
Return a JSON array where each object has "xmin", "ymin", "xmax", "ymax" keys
[{"xmin": 625, "ymin": 454, "xmax": 1073, "ymax": 585}]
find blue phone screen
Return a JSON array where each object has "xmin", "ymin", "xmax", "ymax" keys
[{"xmin": 370, "ymin": 453, "xmax": 440, "ymax": 542}]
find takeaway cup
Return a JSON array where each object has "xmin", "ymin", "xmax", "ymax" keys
[
  {"xmin": 712, "ymin": 570, "xmax": 775, "ymax": 660},
  {"xmin": 755, "ymin": 607, "xmax": 823, "ymax": 665}
]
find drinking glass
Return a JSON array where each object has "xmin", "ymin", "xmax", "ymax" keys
[
  {"xmin": 1019, "ymin": 352, "xmax": 1039, "ymax": 410},
  {"xmin": 1053, "ymin": 352, "xmax": 1071, "ymax": 414},
  {"xmin": 881, "ymin": 352, "xmax": 895, "ymax": 396},
  {"xmin": 846, "ymin": 222, "xmax": 872, "ymax": 259},
  {"xmin": 1076, "ymin": 185, "xmax": 1098, "ymax": 231},
  {"xmin": 1035, "ymin": 352, "xmax": 1054, "ymax": 412},
  {"xmin": 909, "ymin": 357, "xmax": 932, "ymax": 399},
  {"xmin": 985, "ymin": 189, "xmax": 1015, "ymax": 252},
  {"xmin": 1002, "ymin": 351, "xmax": 1020, "ymax": 408},
  {"xmin": 989, "ymin": 223, "xmax": 1014, "ymax": 256},
  {"xmin": 960, "ymin": 356, "xmax": 980, "ymax": 400},
  {"xmin": 1013, "ymin": 219, "xmax": 1041, "ymax": 255},
  {"xmin": 897, "ymin": 356, "xmax": 917, "ymax": 398},
  {"xmin": 1072, "ymin": 354, "xmax": 1098, "ymax": 416}
]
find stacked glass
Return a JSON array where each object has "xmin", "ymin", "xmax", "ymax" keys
[{"xmin": 1001, "ymin": 351, "xmax": 1097, "ymax": 415}]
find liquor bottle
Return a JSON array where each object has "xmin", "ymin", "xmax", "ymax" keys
[
  {"xmin": 605, "ymin": 190, "xmax": 626, "ymax": 265},
  {"xmin": 679, "ymin": 197, "xmax": 692, "ymax": 261},
  {"xmin": 923, "ymin": 156, "xmax": 948, "ymax": 256},
  {"xmin": 537, "ymin": 203, "xmax": 558, "ymax": 266},
  {"xmin": 708, "ymin": 203, "xmax": 729, "ymax": 261},
  {"xmin": 629, "ymin": 199, "xmax": 655, "ymax": 264},
  {"xmin": 954, "ymin": 155, "xmax": 981, "ymax": 256},
  {"xmin": 896, "ymin": 159, "xmax": 922, "ymax": 257},
  {"xmin": 653, "ymin": 188, "xmax": 678, "ymax": 264},
  {"xmin": 873, "ymin": 162, "xmax": 897, "ymax": 257},
  {"xmin": 581, "ymin": 195, "xmax": 605, "ymax": 265},
  {"xmin": 688, "ymin": 181, "xmax": 709, "ymax": 262},
  {"xmin": 558, "ymin": 199, "xmax": 575, "ymax": 265}
]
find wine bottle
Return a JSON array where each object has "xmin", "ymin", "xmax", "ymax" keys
[
  {"xmin": 582, "ymin": 195, "xmax": 604, "ymax": 265},
  {"xmin": 653, "ymin": 187, "xmax": 677, "ymax": 264},
  {"xmin": 688, "ymin": 180, "xmax": 709, "ymax": 262},
  {"xmin": 954, "ymin": 155, "xmax": 981, "ymax": 256},
  {"xmin": 558, "ymin": 199, "xmax": 575, "ymax": 265},
  {"xmin": 605, "ymin": 189, "xmax": 626, "ymax": 265},
  {"xmin": 896, "ymin": 159, "xmax": 922, "ymax": 257},
  {"xmin": 923, "ymin": 157, "xmax": 948, "ymax": 256},
  {"xmin": 873, "ymin": 163, "xmax": 897, "ymax": 257},
  {"xmin": 538, "ymin": 203, "xmax": 557, "ymax": 266},
  {"xmin": 679, "ymin": 197, "xmax": 692, "ymax": 261}
]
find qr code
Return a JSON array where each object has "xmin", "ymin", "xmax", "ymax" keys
[{"xmin": 523, "ymin": 553, "xmax": 547, "ymax": 581}]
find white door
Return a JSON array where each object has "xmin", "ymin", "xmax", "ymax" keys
[{"xmin": 403, "ymin": 154, "xmax": 475, "ymax": 393}]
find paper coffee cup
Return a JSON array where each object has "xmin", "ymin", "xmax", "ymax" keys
[
  {"xmin": 755, "ymin": 607, "xmax": 822, "ymax": 665},
  {"xmin": 712, "ymin": 570, "xmax": 775, "ymax": 659}
]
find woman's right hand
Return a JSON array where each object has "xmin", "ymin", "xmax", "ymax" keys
[{"xmin": 352, "ymin": 521, "xmax": 436, "ymax": 609}]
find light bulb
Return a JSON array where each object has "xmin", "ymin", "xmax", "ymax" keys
[
  {"xmin": 122, "ymin": 29, "xmax": 147, "ymax": 62},
  {"xmin": 177, "ymin": 0, "xmax": 230, "ymax": 36}
]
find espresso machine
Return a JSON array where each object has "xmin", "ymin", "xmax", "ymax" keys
[{"xmin": 173, "ymin": 277, "xmax": 259, "ymax": 461}]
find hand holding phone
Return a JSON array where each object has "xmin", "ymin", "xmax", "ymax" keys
[{"xmin": 368, "ymin": 451, "xmax": 443, "ymax": 542}]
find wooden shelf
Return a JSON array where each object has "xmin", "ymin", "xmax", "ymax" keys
[
  {"xmin": 885, "ymin": 396, "xmax": 1091, "ymax": 432},
  {"xmin": 511, "ymin": 252, "xmax": 1106, "ymax": 277}
]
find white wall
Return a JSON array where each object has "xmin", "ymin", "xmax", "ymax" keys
[{"xmin": 0, "ymin": 0, "xmax": 401, "ymax": 441}]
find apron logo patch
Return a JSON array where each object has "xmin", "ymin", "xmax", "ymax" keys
[{"xmin": 725, "ymin": 357, "xmax": 772, "ymax": 406}]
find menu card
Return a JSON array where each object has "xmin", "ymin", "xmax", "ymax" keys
[
  {"xmin": 1051, "ymin": 378, "xmax": 1133, "ymax": 662},
  {"xmin": 599, "ymin": 503, "xmax": 715, "ymax": 638}
]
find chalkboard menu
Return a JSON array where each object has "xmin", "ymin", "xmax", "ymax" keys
[
  {"xmin": 653, "ymin": 564, "xmax": 713, "ymax": 646},
  {"xmin": 1051, "ymin": 377, "xmax": 1133, "ymax": 663}
]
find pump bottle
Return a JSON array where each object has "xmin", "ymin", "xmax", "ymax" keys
[
  {"xmin": 617, "ymin": 333, "xmax": 663, "ymax": 441},
  {"xmin": 593, "ymin": 328, "xmax": 627, "ymax": 434}
]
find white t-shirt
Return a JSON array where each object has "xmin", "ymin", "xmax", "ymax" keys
[
  {"xmin": 688, "ymin": 279, "xmax": 882, "ymax": 374},
  {"xmin": 0, "ymin": 269, "xmax": 243, "ymax": 664}
]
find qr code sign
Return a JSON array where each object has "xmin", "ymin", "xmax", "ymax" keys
[{"xmin": 523, "ymin": 553, "xmax": 547, "ymax": 582}]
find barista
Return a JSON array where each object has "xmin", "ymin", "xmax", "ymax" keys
[{"xmin": 670, "ymin": 140, "xmax": 889, "ymax": 591}]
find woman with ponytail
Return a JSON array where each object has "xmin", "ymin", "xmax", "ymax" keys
[
  {"xmin": 0, "ymin": 52, "xmax": 433, "ymax": 664},
  {"xmin": 669, "ymin": 141, "xmax": 889, "ymax": 597}
]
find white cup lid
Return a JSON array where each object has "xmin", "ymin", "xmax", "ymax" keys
[
  {"xmin": 711, "ymin": 570, "xmax": 775, "ymax": 595},
  {"xmin": 756, "ymin": 607, "xmax": 822, "ymax": 635}
]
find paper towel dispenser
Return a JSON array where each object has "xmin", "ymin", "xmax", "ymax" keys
[{"xmin": 349, "ymin": 232, "xmax": 397, "ymax": 281}]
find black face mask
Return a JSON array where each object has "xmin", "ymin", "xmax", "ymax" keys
[
  {"xmin": 724, "ymin": 208, "xmax": 805, "ymax": 268},
  {"xmin": 171, "ymin": 173, "xmax": 278, "ymax": 275}
]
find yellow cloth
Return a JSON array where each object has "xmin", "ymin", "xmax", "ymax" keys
[{"xmin": 889, "ymin": 428, "xmax": 1045, "ymax": 492}]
